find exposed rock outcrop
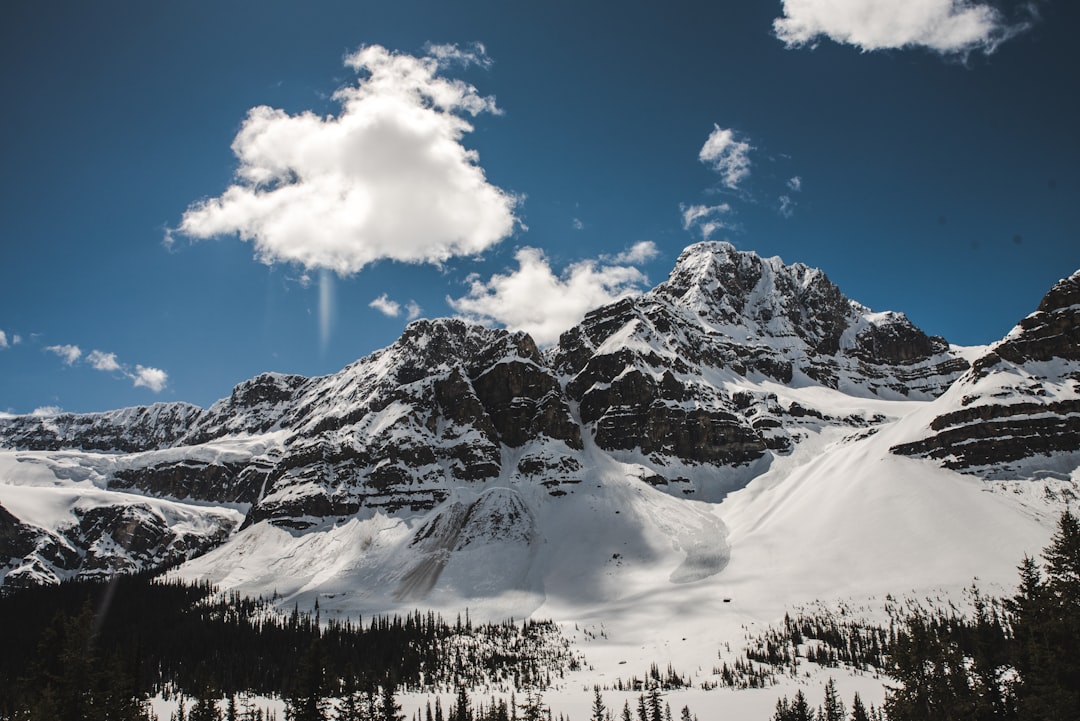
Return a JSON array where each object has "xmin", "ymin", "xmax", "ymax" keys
[{"xmin": 892, "ymin": 270, "xmax": 1080, "ymax": 478}]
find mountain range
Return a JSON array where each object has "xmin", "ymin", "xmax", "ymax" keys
[{"xmin": 2, "ymin": 241, "xmax": 1077, "ymax": 633}]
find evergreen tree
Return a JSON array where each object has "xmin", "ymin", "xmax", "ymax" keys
[
  {"xmin": 789, "ymin": 690, "xmax": 812, "ymax": 721},
  {"xmin": 590, "ymin": 686, "xmax": 606, "ymax": 721},
  {"xmin": 285, "ymin": 639, "xmax": 330, "ymax": 721},
  {"xmin": 849, "ymin": 693, "xmax": 869, "ymax": 721},
  {"xmin": 22, "ymin": 604, "xmax": 99, "ymax": 720},
  {"xmin": 453, "ymin": 683, "xmax": 471, "ymax": 721},
  {"xmin": 337, "ymin": 673, "xmax": 364, "ymax": 721},
  {"xmin": 1009, "ymin": 509, "xmax": 1080, "ymax": 719},
  {"xmin": 884, "ymin": 609, "xmax": 979, "ymax": 721},
  {"xmin": 380, "ymin": 680, "xmax": 403, "ymax": 721},
  {"xmin": 645, "ymin": 685, "xmax": 663, "ymax": 721},
  {"xmin": 621, "ymin": 701, "xmax": 632, "ymax": 721},
  {"xmin": 190, "ymin": 694, "xmax": 222, "ymax": 721},
  {"xmin": 772, "ymin": 696, "xmax": 790, "ymax": 721},
  {"xmin": 517, "ymin": 691, "xmax": 545, "ymax": 721},
  {"xmin": 176, "ymin": 696, "xmax": 188, "ymax": 721},
  {"xmin": 821, "ymin": 678, "xmax": 845, "ymax": 721}
]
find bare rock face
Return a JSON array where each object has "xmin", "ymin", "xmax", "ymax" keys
[
  {"xmin": 975, "ymin": 271, "xmax": 1080, "ymax": 373},
  {"xmin": 0, "ymin": 499, "xmax": 236, "ymax": 591},
  {"xmin": 892, "ymin": 270, "xmax": 1080, "ymax": 478},
  {"xmin": 0, "ymin": 502, "xmax": 48, "ymax": 592},
  {"xmin": 243, "ymin": 319, "xmax": 583, "ymax": 529},
  {"xmin": 111, "ymin": 460, "xmax": 259, "ymax": 504}
]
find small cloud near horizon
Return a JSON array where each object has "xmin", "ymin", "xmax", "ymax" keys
[
  {"xmin": 370, "ymin": 294, "xmax": 422, "ymax": 321},
  {"xmin": 681, "ymin": 203, "xmax": 736, "ymax": 239},
  {"xmin": 45, "ymin": 343, "xmax": 168, "ymax": 392}
]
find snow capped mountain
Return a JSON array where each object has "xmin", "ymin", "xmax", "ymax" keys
[
  {"xmin": 892, "ymin": 269, "xmax": 1080, "ymax": 480},
  {"xmin": 0, "ymin": 243, "xmax": 1075, "ymax": 639}
]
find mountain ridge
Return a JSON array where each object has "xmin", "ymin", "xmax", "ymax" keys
[{"xmin": 0, "ymin": 242, "xmax": 1076, "ymax": 614}]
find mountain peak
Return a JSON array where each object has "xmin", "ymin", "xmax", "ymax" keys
[{"xmin": 1035, "ymin": 268, "xmax": 1080, "ymax": 316}]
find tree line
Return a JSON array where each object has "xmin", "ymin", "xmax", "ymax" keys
[
  {"xmin": 0, "ymin": 573, "xmax": 576, "ymax": 720},
  {"xmin": 766, "ymin": 509, "xmax": 1080, "ymax": 720}
]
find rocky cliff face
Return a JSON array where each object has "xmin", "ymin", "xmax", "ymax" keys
[
  {"xmin": 551, "ymin": 242, "xmax": 966, "ymax": 477},
  {"xmin": 892, "ymin": 270, "xmax": 1080, "ymax": 478},
  {"xmin": 0, "ymin": 496, "xmax": 237, "ymax": 593},
  {"xmin": 0, "ymin": 242, "xmax": 1052, "ymax": 592}
]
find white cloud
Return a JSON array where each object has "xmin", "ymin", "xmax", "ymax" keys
[
  {"xmin": 572, "ymin": 218, "xmax": 585, "ymax": 231},
  {"xmin": 176, "ymin": 44, "xmax": 519, "ymax": 275},
  {"xmin": 424, "ymin": 41, "xmax": 493, "ymax": 69},
  {"xmin": 370, "ymin": 294, "xmax": 422, "ymax": 321},
  {"xmin": 681, "ymin": 203, "xmax": 736, "ymax": 239},
  {"xmin": 604, "ymin": 240, "xmax": 659, "ymax": 265},
  {"xmin": 448, "ymin": 246, "xmax": 651, "ymax": 346},
  {"xmin": 45, "ymin": 343, "xmax": 167, "ymax": 392},
  {"xmin": 369, "ymin": 293, "xmax": 402, "ymax": 317},
  {"xmin": 86, "ymin": 350, "xmax": 122, "ymax": 372},
  {"xmin": 681, "ymin": 203, "xmax": 730, "ymax": 229},
  {"xmin": 132, "ymin": 365, "xmax": 168, "ymax": 393},
  {"xmin": 46, "ymin": 344, "xmax": 82, "ymax": 365},
  {"xmin": 779, "ymin": 195, "xmax": 796, "ymax": 218},
  {"xmin": 787, "ymin": 176, "xmax": 802, "ymax": 192},
  {"xmin": 773, "ymin": 0, "xmax": 1033, "ymax": 55},
  {"xmin": 0, "ymin": 330, "xmax": 6, "ymax": 349},
  {"xmin": 31, "ymin": 406, "xmax": 63, "ymax": 417},
  {"xmin": 699, "ymin": 125, "xmax": 752, "ymax": 189}
]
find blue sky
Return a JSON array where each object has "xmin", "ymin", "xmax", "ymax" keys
[{"xmin": 2, "ymin": 0, "xmax": 1077, "ymax": 414}]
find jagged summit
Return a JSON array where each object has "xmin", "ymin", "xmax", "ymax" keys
[
  {"xmin": 661, "ymin": 241, "xmax": 954, "ymax": 366},
  {"xmin": 557, "ymin": 240, "xmax": 966, "ymax": 400}
]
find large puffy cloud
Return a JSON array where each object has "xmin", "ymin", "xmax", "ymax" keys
[
  {"xmin": 176, "ymin": 44, "xmax": 519, "ymax": 274},
  {"xmin": 773, "ymin": 0, "xmax": 1033, "ymax": 55},
  {"xmin": 699, "ymin": 126, "xmax": 752, "ymax": 189},
  {"xmin": 448, "ymin": 246, "xmax": 653, "ymax": 346}
]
